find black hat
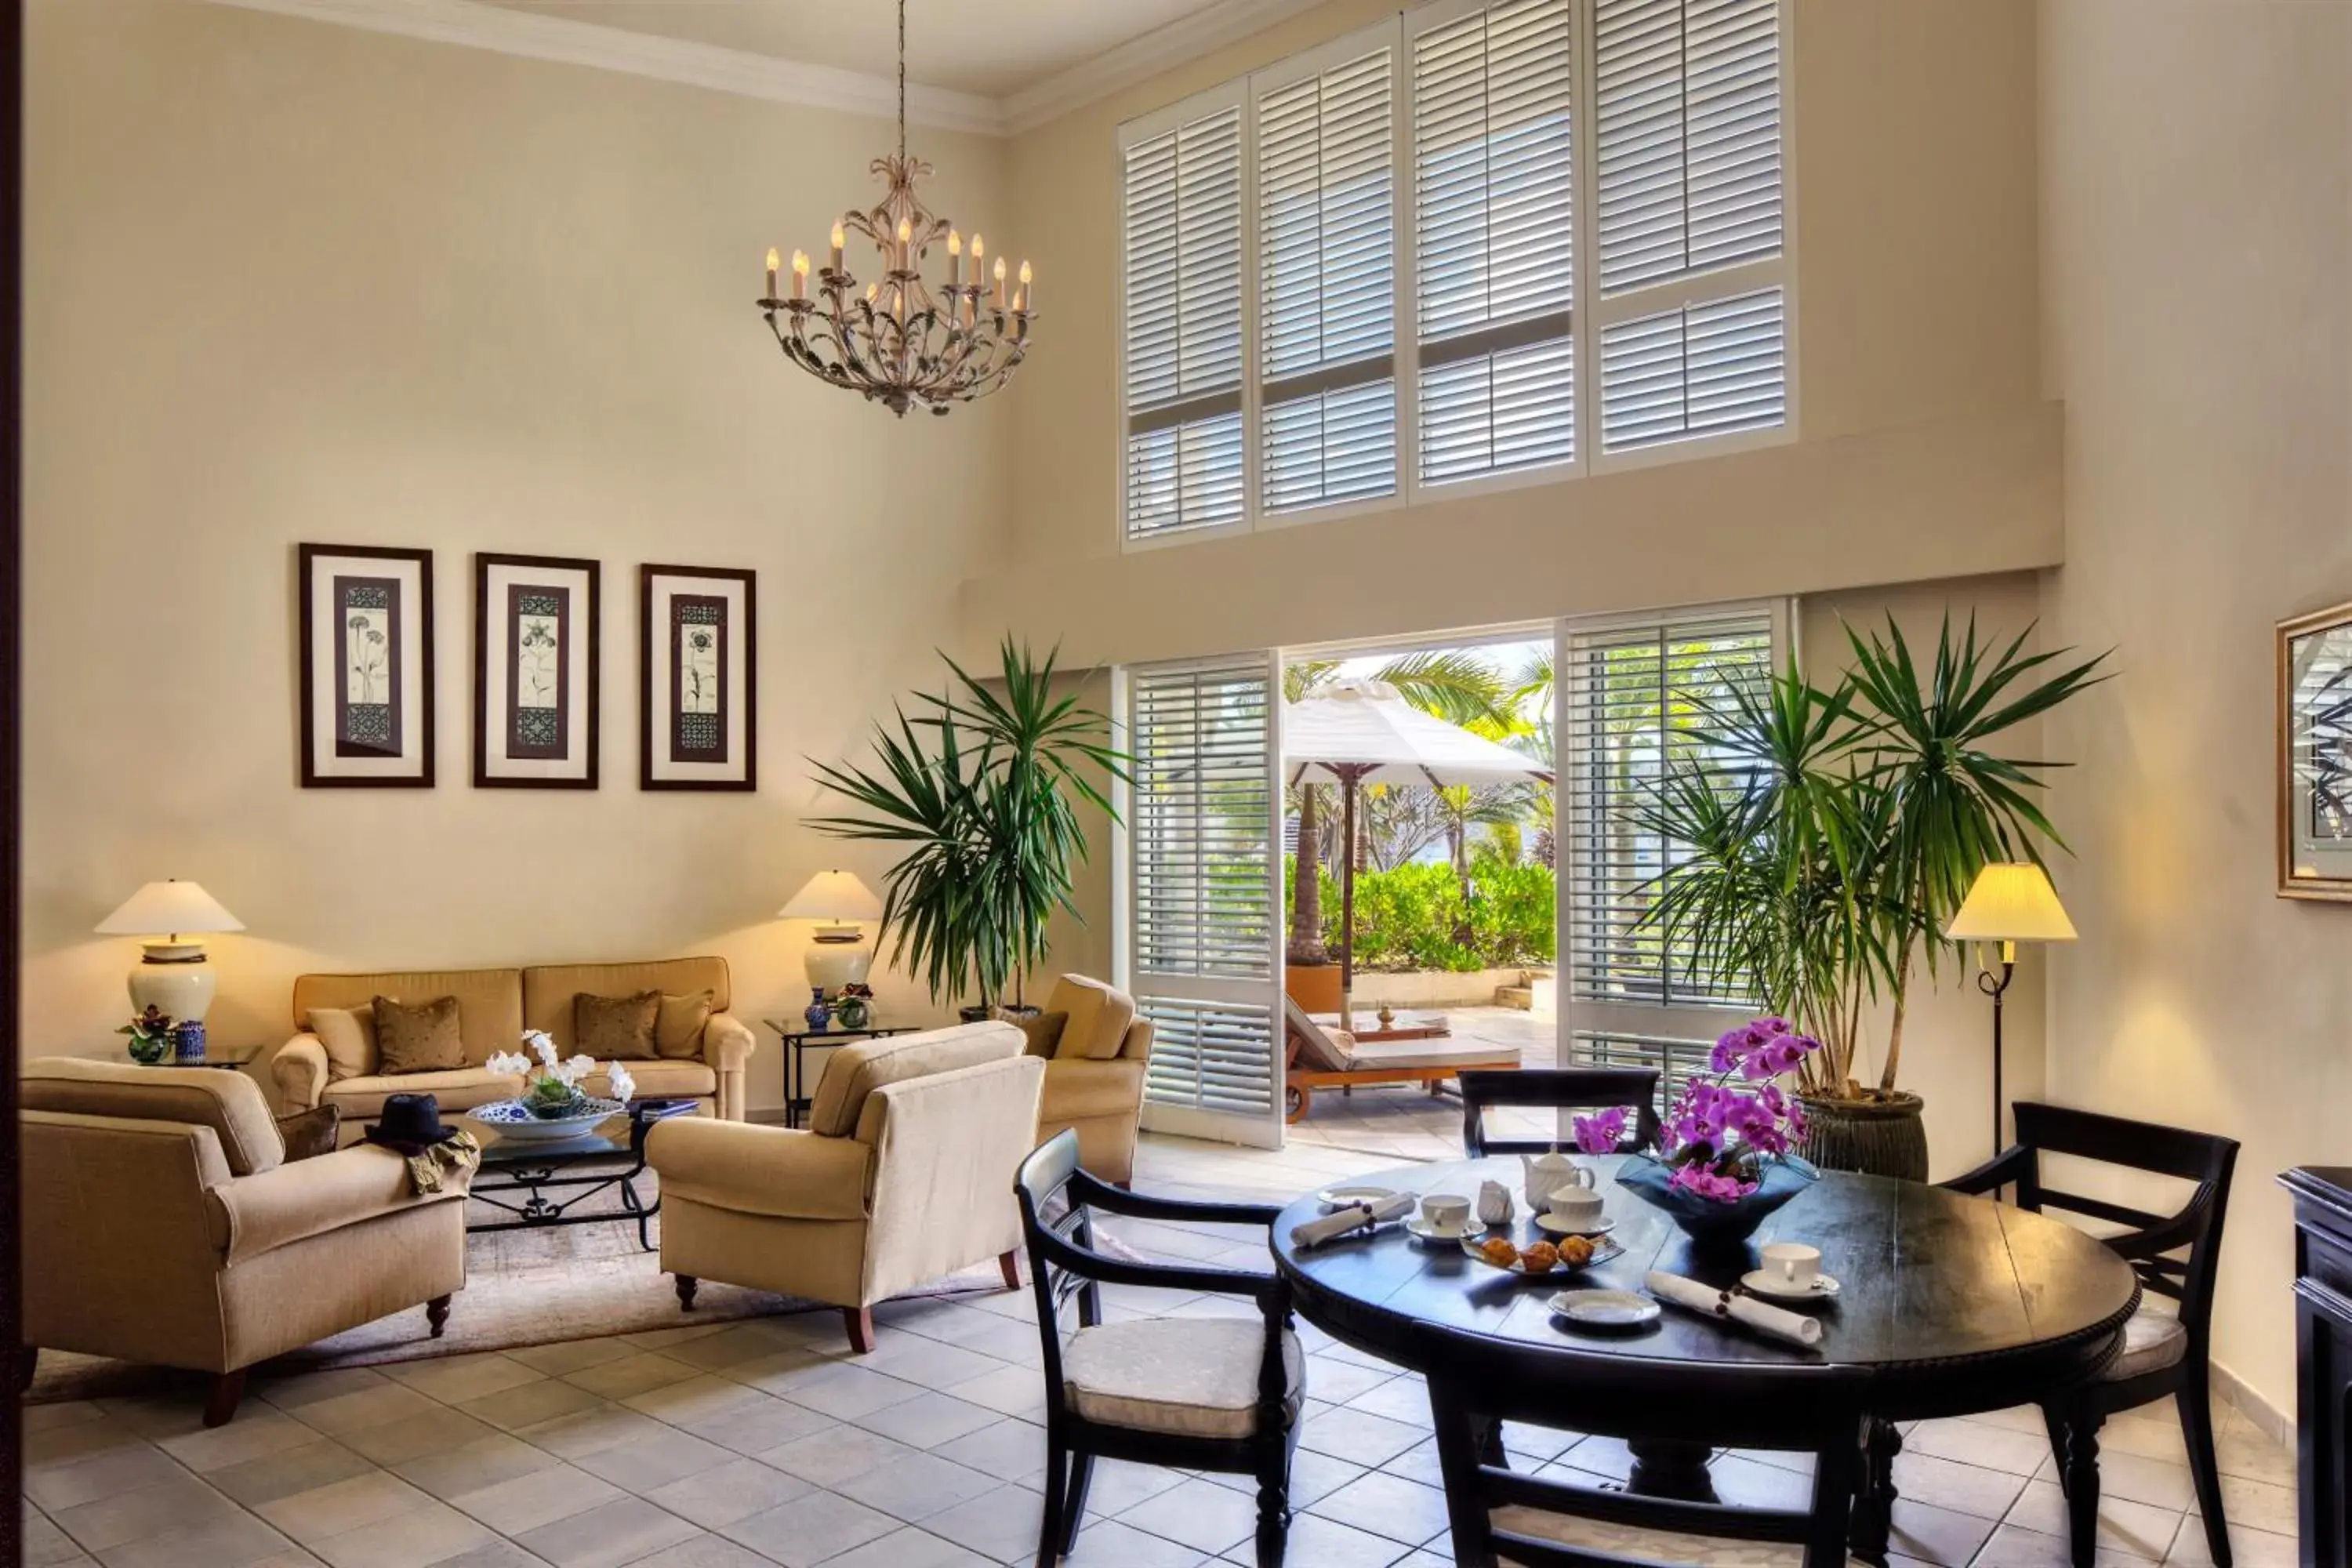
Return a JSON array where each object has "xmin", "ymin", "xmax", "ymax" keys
[{"xmin": 364, "ymin": 1093, "xmax": 457, "ymax": 1155}]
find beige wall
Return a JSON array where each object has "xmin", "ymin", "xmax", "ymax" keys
[
  {"xmin": 962, "ymin": 0, "xmax": 2057, "ymax": 667},
  {"xmin": 23, "ymin": 0, "xmax": 1014, "ymax": 1108},
  {"xmin": 2038, "ymin": 0, "xmax": 2352, "ymax": 1425}
]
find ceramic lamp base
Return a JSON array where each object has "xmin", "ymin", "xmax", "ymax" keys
[
  {"xmin": 803, "ymin": 935, "xmax": 873, "ymax": 994},
  {"xmin": 128, "ymin": 945, "xmax": 216, "ymax": 1025}
]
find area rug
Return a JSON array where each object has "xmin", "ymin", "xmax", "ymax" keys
[{"xmin": 27, "ymin": 1171, "xmax": 1014, "ymax": 1406}]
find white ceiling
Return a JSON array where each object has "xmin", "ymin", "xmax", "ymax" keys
[{"xmin": 474, "ymin": 0, "xmax": 1252, "ymax": 99}]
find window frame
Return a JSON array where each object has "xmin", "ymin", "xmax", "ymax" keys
[{"xmin": 1116, "ymin": 0, "xmax": 1798, "ymax": 553}]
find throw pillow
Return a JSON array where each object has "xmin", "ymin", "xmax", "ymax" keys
[
  {"xmin": 274, "ymin": 1105, "xmax": 343, "ymax": 1162},
  {"xmin": 656, "ymin": 990, "xmax": 715, "ymax": 1058},
  {"xmin": 1014, "ymin": 1011, "xmax": 1069, "ymax": 1059},
  {"xmin": 305, "ymin": 1005, "xmax": 378, "ymax": 1081},
  {"xmin": 372, "ymin": 995, "xmax": 464, "ymax": 1075},
  {"xmin": 577, "ymin": 989, "xmax": 662, "ymax": 1059}
]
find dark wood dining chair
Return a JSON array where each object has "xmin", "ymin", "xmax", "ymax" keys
[
  {"xmin": 1459, "ymin": 1066, "xmax": 1664, "ymax": 1156},
  {"xmin": 1014, "ymin": 1130, "xmax": 1302, "ymax": 1568},
  {"xmin": 1416, "ymin": 1318, "xmax": 1871, "ymax": 1568},
  {"xmin": 1940, "ymin": 1102, "xmax": 2241, "ymax": 1568}
]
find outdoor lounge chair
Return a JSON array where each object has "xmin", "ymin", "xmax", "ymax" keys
[{"xmin": 1281, "ymin": 995, "xmax": 1519, "ymax": 1123}]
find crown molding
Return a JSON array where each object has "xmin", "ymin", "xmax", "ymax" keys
[
  {"xmin": 207, "ymin": 0, "xmax": 1009, "ymax": 136},
  {"xmin": 1000, "ymin": 0, "xmax": 1329, "ymax": 134},
  {"xmin": 207, "ymin": 0, "xmax": 1325, "ymax": 140}
]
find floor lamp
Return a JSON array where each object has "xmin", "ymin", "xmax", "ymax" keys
[{"xmin": 1947, "ymin": 863, "xmax": 2076, "ymax": 1158}]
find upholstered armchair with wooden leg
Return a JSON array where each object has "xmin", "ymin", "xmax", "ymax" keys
[
  {"xmin": 647, "ymin": 1022, "xmax": 1044, "ymax": 1352},
  {"xmin": 20, "ymin": 1059, "xmax": 469, "ymax": 1425}
]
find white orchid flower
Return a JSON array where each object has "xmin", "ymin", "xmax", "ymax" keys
[
  {"xmin": 555, "ymin": 1053, "xmax": 594, "ymax": 1087},
  {"xmin": 527, "ymin": 1031, "xmax": 561, "ymax": 1069},
  {"xmin": 486, "ymin": 1050, "xmax": 531, "ymax": 1076},
  {"xmin": 607, "ymin": 1061, "xmax": 637, "ymax": 1105}
]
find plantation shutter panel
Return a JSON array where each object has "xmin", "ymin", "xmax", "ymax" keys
[
  {"xmin": 1560, "ymin": 607, "xmax": 1775, "ymax": 1005},
  {"xmin": 1257, "ymin": 44, "xmax": 1397, "ymax": 514},
  {"xmin": 1126, "ymin": 654, "xmax": 1283, "ymax": 1146},
  {"xmin": 1591, "ymin": 0, "xmax": 1787, "ymax": 456},
  {"xmin": 1124, "ymin": 103, "xmax": 1247, "ymax": 541},
  {"xmin": 1412, "ymin": 0, "xmax": 1578, "ymax": 485}
]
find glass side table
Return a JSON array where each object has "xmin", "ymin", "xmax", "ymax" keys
[{"xmin": 760, "ymin": 1020, "xmax": 916, "ymax": 1127}]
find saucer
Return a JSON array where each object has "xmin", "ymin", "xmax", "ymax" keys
[
  {"xmin": 1740, "ymin": 1269, "xmax": 1841, "ymax": 1302},
  {"xmin": 1405, "ymin": 1217, "xmax": 1475, "ymax": 1243},
  {"xmin": 1548, "ymin": 1288, "xmax": 1661, "ymax": 1328},
  {"xmin": 1534, "ymin": 1214, "xmax": 1616, "ymax": 1239},
  {"xmin": 1318, "ymin": 1185, "xmax": 1397, "ymax": 1211}
]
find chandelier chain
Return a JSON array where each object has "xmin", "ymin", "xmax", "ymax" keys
[{"xmin": 897, "ymin": 0, "xmax": 906, "ymax": 165}]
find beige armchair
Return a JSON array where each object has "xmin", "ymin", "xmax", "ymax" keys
[
  {"xmin": 20, "ymin": 1059, "xmax": 468, "ymax": 1425},
  {"xmin": 1036, "ymin": 975, "xmax": 1155, "ymax": 1185},
  {"xmin": 647, "ymin": 1021, "xmax": 1044, "ymax": 1352}
]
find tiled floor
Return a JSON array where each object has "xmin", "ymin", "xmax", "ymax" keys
[{"xmin": 22, "ymin": 1116, "xmax": 2301, "ymax": 1568}]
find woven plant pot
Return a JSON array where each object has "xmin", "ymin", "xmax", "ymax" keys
[{"xmin": 1798, "ymin": 1091, "xmax": 1929, "ymax": 1181}]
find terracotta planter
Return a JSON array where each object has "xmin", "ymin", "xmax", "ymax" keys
[{"xmin": 1798, "ymin": 1091, "xmax": 1928, "ymax": 1182}]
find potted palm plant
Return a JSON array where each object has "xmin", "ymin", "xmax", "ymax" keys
[
  {"xmin": 808, "ymin": 638, "xmax": 1126, "ymax": 1017},
  {"xmin": 1635, "ymin": 617, "xmax": 2107, "ymax": 1179}
]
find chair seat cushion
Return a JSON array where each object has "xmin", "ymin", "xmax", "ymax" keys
[
  {"xmin": 2103, "ymin": 1300, "xmax": 2187, "ymax": 1381},
  {"xmin": 1062, "ymin": 1317, "xmax": 1304, "ymax": 1439},
  {"xmin": 586, "ymin": 1060, "xmax": 716, "ymax": 1102},
  {"xmin": 1341, "ymin": 1038, "xmax": 1519, "ymax": 1072}
]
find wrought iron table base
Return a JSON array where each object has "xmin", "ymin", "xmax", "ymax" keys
[{"xmin": 468, "ymin": 1161, "xmax": 659, "ymax": 1251}]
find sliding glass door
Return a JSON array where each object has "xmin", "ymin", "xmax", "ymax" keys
[{"xmin": 1117, "ymin": 652, "xmax": 1287, "ymax": 1149}]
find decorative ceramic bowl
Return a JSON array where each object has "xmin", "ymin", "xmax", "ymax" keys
[
  {"xmin": 1616, "ymin": 1154, "xmax": 1819, "ymax": 1245},
  {"xmin": 467, "ymin": 1097, "xmax": 624, "ymax": 1143}
]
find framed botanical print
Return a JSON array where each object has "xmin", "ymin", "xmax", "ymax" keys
[
  {"xmin": 474, "ymin": 553, "xmax": 600, "ymax": 789},
  {"xmin": 299, "ymin": 544, "xmax": 434, "ymax": 787},
  {"xmin": 640, "ymin": 563, "xmax": 756, "ymax": 791},
  {"xmin": 2279, "ymin": 599, "xmax": 2352, "ymax": 898}
]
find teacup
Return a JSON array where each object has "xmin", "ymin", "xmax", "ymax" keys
[
  {"xmin": 1761, "ymin": 1240, "xmax": 1823, "ymax": 1290},
  {"xmin": 1547, "ymin": 1185, "xmax": 1605, "ymax": 1230},
  {"xmin": 1420, "ymin": 1193, "xmax": 1472, "ymax": 1235}
]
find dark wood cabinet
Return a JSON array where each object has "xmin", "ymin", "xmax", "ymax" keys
[{"xmin": 2284, "ymin": 1167, "xmax": 2352, "ymax": 1567}]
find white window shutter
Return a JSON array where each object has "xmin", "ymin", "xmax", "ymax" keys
[
  {"xmin": 1599, "ymin": 285, "xmax": 1784, "ymax": 452},
  {"xmin": 1561, "ymin": 608, "xmax": 1775, "ymax": 1006},
  {"xmin": 1124, "ymin": 105, "xmax": 1247, "ymax": 542},
  {"xmin": 1257, "ymin": 46, "xmax": 1397, "ymax": 514},
  {"xmin": 1412, "ymin": 0, "xmax": 1577, "ymax": 485}
]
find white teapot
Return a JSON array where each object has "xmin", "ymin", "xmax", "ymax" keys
[{"xmin": 1522, "ymin": 1149, "xmax": 1597, "ymax": 1211}]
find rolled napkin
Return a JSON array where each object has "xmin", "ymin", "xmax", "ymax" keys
[
  {"xmin": 1292, "ymin": 1193, "xmax": 1417, "ymax": 1250},
  {"xmin": 1645, "ymin": 1269, "xmax": 1824, "ymax": 1348}
]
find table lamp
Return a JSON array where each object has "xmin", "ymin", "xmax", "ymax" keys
[
  {"xmin": 95, "ymin": 880, "xmax": 245, "ymax": 1052},
  {"xmin": 779, "ymin": 870, "xmax": 884, "ymax": 996},
  {"xmin": 1946, "ymin": 862, "xmax": 2076, "ymax": 1157}
]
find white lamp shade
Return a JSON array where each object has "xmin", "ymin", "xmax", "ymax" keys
[
  {"xmin": 778, "ymin": 870, "xmax": 884, "ymax": 924},
  {"xmin": 1946, "ymin": 863, "xmax": 2077, "ymax": 943},
  {"xmin": 95, "ymin": 880, "xmax": 245, "ymax": 938}
]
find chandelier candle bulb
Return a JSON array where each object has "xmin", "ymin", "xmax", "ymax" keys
[
  {"xmin": 1018, "ymin": 261, "xmax": 1033, "ymax": 310},
  {"xmin": 764, "ymin": 248, "xmax": 779, "ymax": 300},
  {"xmin": 829, "ymin": 222, "xmax": 844, "ymax": 273},
  {"xmin": 993, "ymin": 255, "xmax": 1007, "ymax": 307},
  {"xmin": 790, "ymin": 250, "xmax": 808, "ymax": 301}
]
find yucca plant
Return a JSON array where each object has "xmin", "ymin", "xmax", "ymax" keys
[
  {"xmin": 1636, "ymin": 615, "xmax": 2108, "ymax": 1100},
  {"xmin": 808, "ymin": 638, "xmax": 1127, "ymax": 1011}
]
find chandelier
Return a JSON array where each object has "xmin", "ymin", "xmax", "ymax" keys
[{"xmin": 757, "ymin": 0, "xmax": 1036, "ymax": 418}]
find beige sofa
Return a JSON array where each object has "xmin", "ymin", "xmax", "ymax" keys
[
  {"xmin": 1035, "ymin": 975, "xmax": 1155, "ymax": 1185},
  {"xmin": 21, "ymin": 1059, "xmax": 468, "ymax": 1425},
  {"xmin": 271, "ymin": 956, "xmax": 758, "ymax": 1128},
  {"xmin": 647, "ymin": 1021, "xmax": 1044, "ymax": 1352}
]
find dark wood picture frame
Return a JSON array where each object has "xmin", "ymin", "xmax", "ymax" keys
[
  {"xmin": 473, "ymin": 552, "xmax": 601, "ymax": 789},
  {"xmin": 639, "ymin": 563, "xmax": 756, "ymax": 792},
  {"xmin": 2278, "ymin": 597, "xmax": 2352, "ymax": 901},
  {"xmin": 297, "ymin": 543, "xmax": 435, "ymax": 789}
]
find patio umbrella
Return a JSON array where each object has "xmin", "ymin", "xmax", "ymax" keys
[{"xmin": 1282, "ymin": 679, "xmax": 1552, "ymax": 1025}]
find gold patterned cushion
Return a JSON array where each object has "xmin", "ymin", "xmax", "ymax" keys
[
  {"xmin": 1015, "ymin": 1011, "xmax": 1069, "ymax": 1059},
  {"xmin": 656, "ymin": 991, "xmax": 715, "ymax": 1058},
  {"xmin": 576, "ymin": 989, "xmax": 662, "ymax": 1060},
  {"xmin": 372, "ymin": 995, "xmax": 465, "ymax": 1075},
  {"xmin": 274, "ymin": 1105, "xmax": 343, "ymax": 1162},
  {"xmin": 305, "ymin": 1005, "xmax": 378, "ymax": 1081},
  {"xmin": 1062, "ymin": 1318, "xmax": 1305, "ymax": 1439}
]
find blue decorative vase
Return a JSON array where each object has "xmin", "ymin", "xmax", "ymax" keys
[
  {"xmin": 1616, "ymin": 1154, "xmax": 1819, "ymax": 1245},
  {"xmin": 172, "ymin": 1019, "xmax": 208, "ymax": 1063},
  {"xmin": 804, "ymin": 988, "xmax": 832, "ymax": 1031}
]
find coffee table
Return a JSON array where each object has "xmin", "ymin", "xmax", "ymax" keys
[{"xmin": 466, "ymin": 1098, "xmax": 702, "ymax": 1252}]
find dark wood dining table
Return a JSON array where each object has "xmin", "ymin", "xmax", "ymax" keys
[{"xmin": 1270, "ymin": 1155, "xmax": 2142, "ymax": 1563}]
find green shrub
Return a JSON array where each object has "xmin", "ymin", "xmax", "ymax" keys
[{"xmin": 1284, "ymin": 857, "xmax": 1554, "ymax": 972}]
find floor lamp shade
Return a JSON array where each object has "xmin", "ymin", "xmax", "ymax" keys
[
  {"xmin": 779, "ymin": 871, "xmax": 884, "ymax": 992},
  {"xmin": 95, "ymin": 879, "xmax": 245, "ymax": 1025},
  {"xmin": 1946, "ymin": 862, "xmax": 2074, "ymax": 1160}
]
